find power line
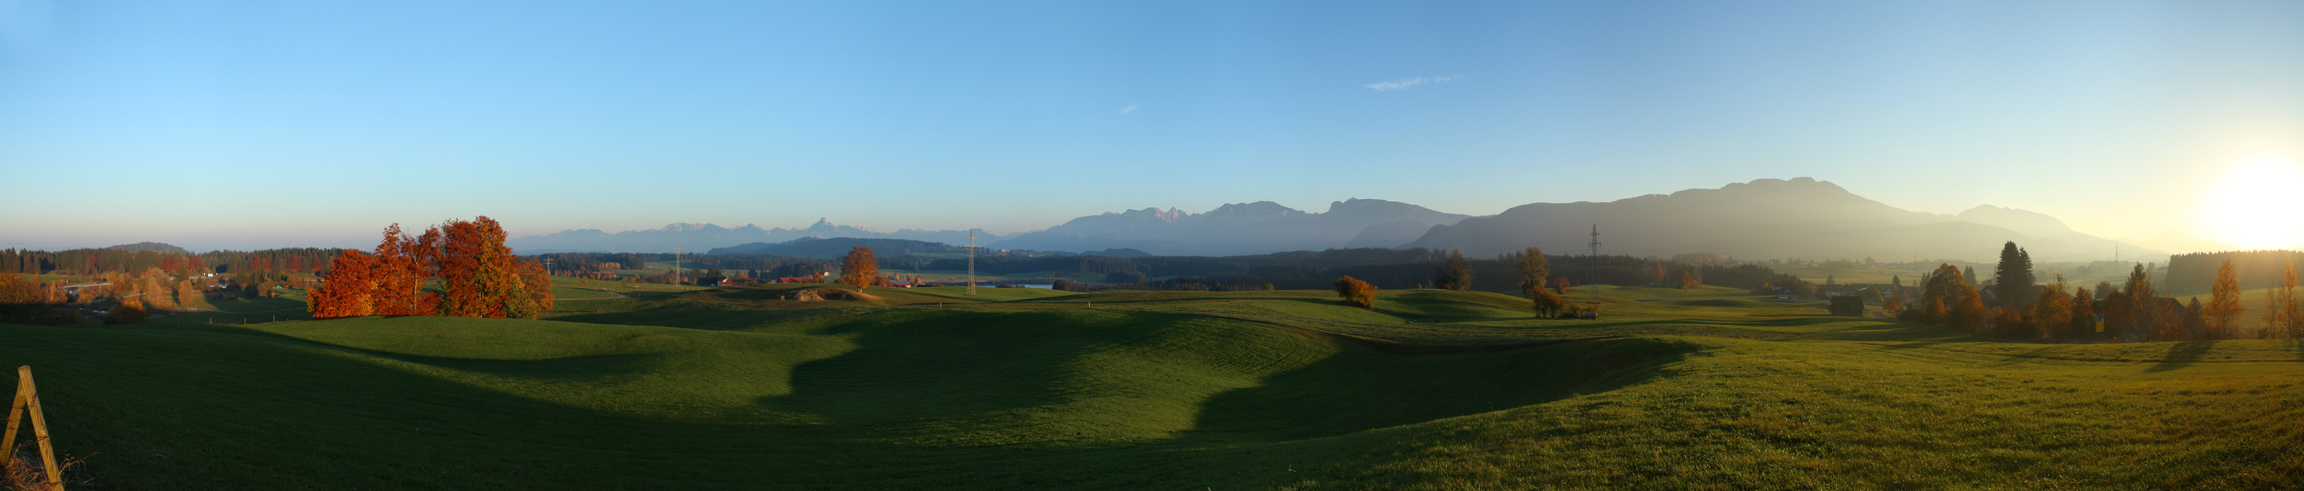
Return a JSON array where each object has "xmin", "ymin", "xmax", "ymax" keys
[
  {"xmin": 967, "ymin": 231, "xmax": 977, "ymax": 296},
  {"xmin": 1588, "ymin": 224, "xmax": 1601, "ymax": 306}
]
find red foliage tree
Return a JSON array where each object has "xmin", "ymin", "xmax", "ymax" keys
[
  {"xmin": 432, "ymin": 217, "xmax": 537, "ymax": 319},
  {"xmin": 369, "ymin": 224, "xmax": 430, "ymax": 316},
  {"xmin": 310, "ymin": 250, "xmax": 376, "ymax": 319}
]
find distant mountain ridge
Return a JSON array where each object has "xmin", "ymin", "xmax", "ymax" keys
[
  {"xmin": 507, "ymin": 219, "xmax": 1009, "ymax": 254},
  {"xmin": 709, "ymin": 237, "xmax": 967, "ymax": 258},
  {"xmin": 990, "ymin": 198, "xmax": 1470, "ymax": 256},
  {"xmin": 107, "ymin": 242, "xmax": 191, "ymax": 254},
  {"xmin": 510, "ymin": 179, "xmax": 2162, "ymax": 262},
  {"xmin": 1402, "ymin": 177, "xmax": 2161, "ymax": 263}
]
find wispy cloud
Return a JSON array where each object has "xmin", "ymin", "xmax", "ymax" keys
[
  {"xmin": 1365, "ymin": 75, "xmax": 1461, "ymax": 91},
  {"xmin": 1119, "ymin": 104, "xmax": 1137, "ymax": 114}
]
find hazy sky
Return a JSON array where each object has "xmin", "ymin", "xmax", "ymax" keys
[{"xmin": 4, "ymin": 0, "xmax": 2302, "ymax": 252}]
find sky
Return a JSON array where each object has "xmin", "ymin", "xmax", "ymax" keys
[{"xmin": 3, "ymin": 0, "xmax": 2303, "ymax": 252}]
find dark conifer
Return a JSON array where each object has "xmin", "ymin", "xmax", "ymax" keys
[{"xmin": 1994, "ymin": 242, "xmax": 2037, "ymax": 308}]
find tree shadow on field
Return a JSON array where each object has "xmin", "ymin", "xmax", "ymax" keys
[
  {"xmin": 2144, "ymin": 341, "xmax": 2218, "ymax": 373},
  {"xmin": 1182, "ymin": 336, "xmax": 1699, "ymax": 441},
  {"xmin": 1985, "ymin": 346, "xmax": 2067, "ymax": 368},
  {"xmin": 757, "ymin": 310, "xmax": 1139, "ymax": 433},
  {"xmin": 189, "ymin": 324, "xmax": 665, "ymax": 381}
]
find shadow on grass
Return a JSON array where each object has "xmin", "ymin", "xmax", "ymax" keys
[
  {"xmin": 551, "ymin": 302, "xmax": 876, "ymax": 331},
  {"xmin": 759, "ymin": 309, "xmax": 1131, "ymax": 430},
  {"xmin": 1186, "ymin": 336, "xmax": 1700, "ymax": 441},
  {"xmin": 2144, "ymin": 341, "xmax": 2218, "ymax": 373}
]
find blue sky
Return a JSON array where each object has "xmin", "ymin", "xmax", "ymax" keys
[{"xmin": 4, "ymin": 0, "xmax": 2302, "ymax": 251}]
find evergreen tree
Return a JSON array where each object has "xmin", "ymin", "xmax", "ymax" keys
[{"xmin": 1993, "ymin": 242, "xmax": 2036, "ymax": 308}]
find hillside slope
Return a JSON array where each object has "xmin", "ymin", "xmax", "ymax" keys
[{"xmin": 1, "ymin": 285, "xmax": 2296, "ymax": 489}]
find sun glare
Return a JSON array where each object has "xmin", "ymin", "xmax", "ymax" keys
[{"xmin": 2197, "ymin": 154, "xmax": 2304, "ymax": 249}]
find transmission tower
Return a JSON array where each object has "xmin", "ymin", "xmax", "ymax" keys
[
  {"xmin": 967, "ymin": 231, "xmax": 977, "ymax": 296},
  {"xmin": 1588, "ymin": 224, "xmax": 1602, "ymax": 306},
  {"xmin": 673, "ymin": 244, "xmax": 682, "ymax": 285}
]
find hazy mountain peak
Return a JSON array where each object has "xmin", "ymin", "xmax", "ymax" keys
[
  {"xmin": 1405, "ymin": 177, "xmax": 2130, "ymax": 262},
  {"xmin": 1956, "ymin": 205, "xmax": 2074, "ymax": 236},
  {"xmin": 1207, "ymin": 201, "xmax": 1299, "ymax": 218},
  {"xmin": 657, "ymin": 223, "xmax": 727, "ymax": 233},
  {"xmin": 2117, "ymin": 230, "xmax": 2239, "ymax": 255}
]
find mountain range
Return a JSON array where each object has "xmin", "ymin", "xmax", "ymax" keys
[
  {"xmin": 1404, "ymin": 177, "xmax": 2156, "ymax": 262},
  {"xmin": 511, "ymin": 178, "xmax": 2231, "ymax": 262},
  {"xmin": 505, "ymin": 219, "xmax": 1008, "ymax": 254},
  {"xmin": 989, "ymin": 198, "xmax": 1470, "ymax": 256}
]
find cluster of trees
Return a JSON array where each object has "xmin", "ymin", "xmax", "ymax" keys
[
  {"xmin": 1899, "ymin": 241, "xmax": 2303, "ymax": 341},
  {"xmin": 308, "ymin": 219, "xmax": 555, "ymax": 320},
  {"xmin": 1517, "ymin": 248, "xmax": 1571, "ymax": 317},
  {"xmin": 0, "ymin": 266, "xmax": 231, "ymax": 325},
  {"xmin": 0, "ymin": 275, "xmax": 72, "ymax": 324}
]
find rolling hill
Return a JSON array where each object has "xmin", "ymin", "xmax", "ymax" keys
[{"xmin": 2, "ymin": 283, "xmax": 2295, "ymax": 489}]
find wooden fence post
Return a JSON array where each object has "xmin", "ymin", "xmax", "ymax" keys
[{"xmin": 4, "ymin": 365, "xmax": 64, "ymax": 490}]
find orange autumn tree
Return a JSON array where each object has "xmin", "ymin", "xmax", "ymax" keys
[
  {"xmin": 840, "ymin": 246, "xmax": 879, "ymax": 289},
  {"xmin": 310, "ymin": 250, "xmax": 376, "ymax": 318},
  {"xmin": 370, "ymin": 224, "xmax": 432, "ymax": 316},
  {"xmin": 519, "ymin": 257, "xmax": 554, "ymax": 312},
  {"xmin": 434, "ymin": 217, "xmax": 542, "ymax": 319},
  {"xmin": 1334, "ymin": 275, "xmax": 1377, "ymax": 309}
]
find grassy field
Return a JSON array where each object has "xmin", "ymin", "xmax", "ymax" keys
[{"xmin": 2, "ymin": 283, "xmax": 2299, "ymax": 489}]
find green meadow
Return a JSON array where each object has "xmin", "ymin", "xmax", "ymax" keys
[{"xmin": 3, "ymin": 283, "xmax": 2299, "ymax": 489}]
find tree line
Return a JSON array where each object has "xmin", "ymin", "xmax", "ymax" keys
[
  {"xmin": 1896, "ymin": 241, "xmax": 2301, "ymax": 341},
  {"xmin": 1, "ymin": 247, "xmax": 347, "ymax": 276},
  {"xmin": 2164, "ymin": 250, "xmax": 2304, "ymax": 293}
]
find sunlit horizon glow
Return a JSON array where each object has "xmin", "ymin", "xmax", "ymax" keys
[{"xmin": 2195, "ymin": 154, "xmax": 2304, "ymax": 250}]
